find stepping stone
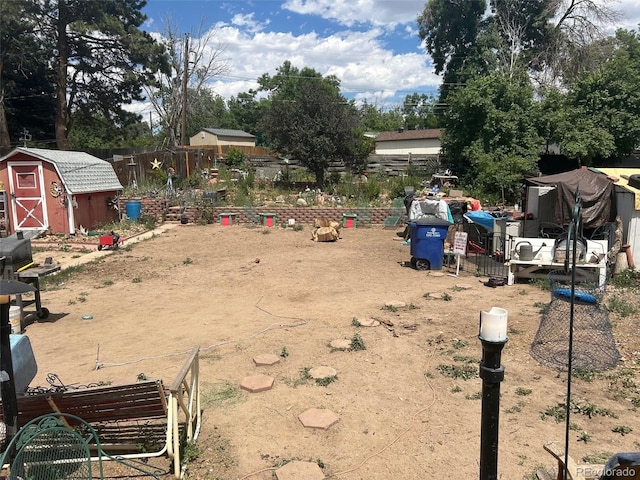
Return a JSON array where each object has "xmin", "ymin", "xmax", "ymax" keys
[
  {"xmin": 359, "ymin": 318, "xmax": 380, "ymax": 327},
  {"xmin": 385, "ymin": 300, "xmax": 406, "ymax": 310},
  {"xmin": 275, "ymin": 460, "xmax": 325, "ymax": 480},
  {"xmin": 298, "ymin": 408, "xmax": 339, "ymax": 430},
  {"xmin": 309, "ymin": 366, "xmax": 337, "ymax": 380},
  {"xmin": 330, "ymin": 339, "xmax": 351, "ymax": 350},
  {"xmin": 455, "ymin": 283, "xmax": 473, "ymax": 290},
  {"xmin": 240, "ymin": 374, "xmax": 274, "ymax": 393},
  {"xmin": 429, "ymin": 271, "xmax": 446, "ymax": 277},
  {"xmin": 424, "ymin": 292, "xmax": 443, "ymax": 300},
  {"xmin": 253, "ymin": 354, "xmax": 281, "ymax": 366}
]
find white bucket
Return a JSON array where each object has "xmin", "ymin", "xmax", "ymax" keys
[{"xmin": 9, "ymin": 306, "xmax": 21, "ymax": 334}]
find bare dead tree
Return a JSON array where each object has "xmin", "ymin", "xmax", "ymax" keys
[
  {"xmin": 494, "ymin": 4, "xmax": 528, "ymax": 78},
  {"xmin": 531, "ymin": 0, "xmax": 623, "ymax": 87},
  {"xmin": 146, "ymin": 17, "xmax": 229, "ymax": 147},
  {"xmin": 551, "ymin": 0, "xmax": 622, "ymax": 47}
]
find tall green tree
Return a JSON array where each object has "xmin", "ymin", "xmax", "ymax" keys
[
  {"xmin": 227, "ymin": 90, "xmax": 269, "ymax": 144},
  {"xmin": 0, "ymin": 0, "xmax": 54, "ymax": 152},
  {"xmin": 442, "ymin": 73, "xmax": 541, "ymax": 202},
  {"xmin": 358, "ymin": 101, "xmax": 404, "ymax": 132},
  {"xmin": 32, "ymin": 0, "xmax": 168, "ymax": 150},
  {"xmin": 536, "ymin": 88, "xmax": 614, "ymax": 164},
  {"xmin": 570, "ymin": 29, "xmax": 640, "ymax": 157},
  {"xmin": 417, "ymin": 0, "xmax": 489, "ymax": 100},
  {"xmin": 418, "ymin": 0, "xmax": 621, "ymax": 94},
  {"xmin": 260, "ymin": 61, "xmax": 365, "ymax": 186},
  {"xmin": 69, "ymin": 111, "xmax": 153, "ymax": 148},
  {"xmin": 186, "ymin": 88, "xmax": 235, "ymax": 138},
  {"xmin": 402, "ymin": 93, "xmax": 439, "ymax": 129}
]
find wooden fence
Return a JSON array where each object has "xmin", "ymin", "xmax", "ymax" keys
[{"xmin": 89, "ymin": 146, "xmax": 442, "ymax": 189}]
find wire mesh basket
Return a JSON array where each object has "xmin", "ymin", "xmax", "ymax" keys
[
  {"xmin": 530, "ymin": 270, "xmax": 620, "ymax": 372},
  {"xmin": 548, "ymin": 269, "xmax": 604, "ymax": 305}
]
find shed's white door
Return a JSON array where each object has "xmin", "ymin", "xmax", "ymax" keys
[{"xmin": 8, "ymin": 162, "xmax": 48, "ymax": 231}]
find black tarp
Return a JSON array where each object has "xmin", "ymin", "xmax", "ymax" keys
[{"xmin": 526, "ymin": 169, "xmax": 616, "ymax": 229}]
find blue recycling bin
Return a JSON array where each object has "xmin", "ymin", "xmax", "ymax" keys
[{"xmin": 409, "ymin": 218, "xmax": 451, "ymax": 270}]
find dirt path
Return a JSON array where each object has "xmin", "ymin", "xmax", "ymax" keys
[{"xmin": 22, "ymin": 223, "xmax": 640, "ymax": 479}]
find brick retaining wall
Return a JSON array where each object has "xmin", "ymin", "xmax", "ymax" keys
[
  {"xmin": 119, "ymin": 198, "xmax": 169, "ymax": 223},
  {"xmin": 119, "ymin": 198, "xmax": 402, "ymax": 226},
  {"xmin": 206, "ymin": 206, "xmax": 396, "ymax": 226}
]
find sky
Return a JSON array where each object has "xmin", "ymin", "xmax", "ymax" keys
[{"xmin": 139, "ymin": 0, "xmax": 640, "ymax": 113}]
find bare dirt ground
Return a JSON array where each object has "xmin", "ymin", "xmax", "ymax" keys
[{"xmin": 23, "ymin": 223, "xmax": 640, "ymax": 479}]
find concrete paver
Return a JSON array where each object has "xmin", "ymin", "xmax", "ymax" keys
[
  {"xmin": 253, "ymin": 354, "xmax": 281, "ymax": 366},
  {"xmin": 298, "ymin": 408, "xmax": 339, "ymax": 430},
  {"xmin": 275, "ymin": 460, "xmax": 325, "ymax": 480},
  {"xmin": 240, "ymin": 374, "xmax": 274, "ymax": 393}
]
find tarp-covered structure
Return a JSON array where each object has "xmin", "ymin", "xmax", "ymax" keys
[{"xmin": 527, "ymin": 168, "xmax": 616, "ymax": 229}]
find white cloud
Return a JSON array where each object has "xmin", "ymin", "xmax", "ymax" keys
[
  {"xmin": 141, "ymin": 0, "xmax": 438, "ymax": 112},
  {"xmin": 614, "ymin": 0, "xmax": 640, "ymax": 30},
  {"xmin": 230, "ymin": 12, "xmax": 269, "ymax": 33},
  {"xmin": 205, "ymin": 22, "xmax": 437, "ymax": 105},
  {"xmin": 282, "ymin": 0, "xmax": 424, "ymax": 29}
]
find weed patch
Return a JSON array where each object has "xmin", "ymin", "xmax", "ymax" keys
[
  {"xmin": 437, "ymin": 364, "xmax": 478, "ymax": 381},
  {"xmin": 349, "ymin": 333, "xmax": 366, "ymax": 351},
  {"xmin": 605, "ymin": 296, "xmax": 637, "ymax": 317},
  {"xmin": 540, "ymin": 399, "xmax": 618, "ymax": 423},
  {"xmin": 201, "ymin": 382, "xmax": 245, "ymax": 409},
  {"xmin": 515, "ymin": 387, "xmax": 532, "ymax": 396}
]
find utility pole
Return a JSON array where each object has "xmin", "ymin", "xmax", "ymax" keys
[
  {"xmin": 19, "ymin": 128, "xmax": 31, "ymax": 147},
  {"xmin": 181, "ymin": 33, "xmax": 189, "ymax": 146}
]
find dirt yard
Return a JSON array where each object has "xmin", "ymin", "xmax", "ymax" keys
[{"xmin": 21, "ymin": 223, "xmax": 640, "ymax": 479}]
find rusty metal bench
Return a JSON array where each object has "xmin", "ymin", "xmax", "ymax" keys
[{"xmin": 1, "ymin": 346, "xmax": 200, "ymax": 479}]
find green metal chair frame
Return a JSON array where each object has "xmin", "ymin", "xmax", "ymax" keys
[
  {"xmin": 243, "ymin": 203, "xmax": 261, "ymax": 226},
  {"xmin": 0, "ymin": 413, "xmax": 161, "ymax": 479},
  {"xmin": 356, "ymin": 201, "xmax": 372, "ymax": 227},
  {"xmin": 383, "ymin": 197, "xmax": 405, "ymax": 229}
]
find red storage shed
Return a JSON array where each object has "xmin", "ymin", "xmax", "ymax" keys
[{"xmin": 0, "ymin": 148, "xmax": 123, "ymax": 236}]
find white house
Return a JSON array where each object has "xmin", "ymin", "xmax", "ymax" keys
[{"xmin": 374, "ymin": 128, "xmax": 442, "ymax": 155}]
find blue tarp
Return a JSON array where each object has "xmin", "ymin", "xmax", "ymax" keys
[{"xmin": 464, "ymin": 211, "xmax": 495, "ymax": 232}]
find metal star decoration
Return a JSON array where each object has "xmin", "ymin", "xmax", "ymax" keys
[{"xmin": 150, "ymin": 158, "xmax": 162, "ymax": 170}]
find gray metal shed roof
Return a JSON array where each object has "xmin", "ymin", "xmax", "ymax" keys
[
  {"xmin": 202, "ymin": 128, "xmax": 255, "ymax": 138},
  {"xmin": 0, "ymin": 147, "xmax": 123, "ymax": 194}
]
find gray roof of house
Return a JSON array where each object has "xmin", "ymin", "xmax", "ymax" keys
[
  {"xmin": 202, "ymin": 128, "xmax": 255, "ymax": 138},
  {"xmin": 0, "ymin": 147, "xmax": 123, "ymax": 194},
  {"xmin": 376, "ymin": 128, "xmax": 442, "ymax": 142}
]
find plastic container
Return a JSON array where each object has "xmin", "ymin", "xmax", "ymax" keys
[
  {"xmin": 9, "ymin": 334, "xmax": 38, "ymax": 394},
  {"xmin": 261, "ymin": 213, "xmax": 277, "ymax": 227},
  {"xmin": 409, "ymin": 218, "xmax": 451, "ymax": 270},
  {"xmin": 9, "ymin": 306, "xmax": 21, "ymax": 334},
  {"xmin": 342, "ymin": 213, "xmax": 357, "ymax": 228},
  {"xmin": 125, "ymin": 200, "xmax": 142, "ymax": 221}
]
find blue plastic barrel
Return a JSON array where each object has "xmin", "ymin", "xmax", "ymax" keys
[{"xmin": 125, "ymin": 200, "xmax": 142, "ymax": 221}]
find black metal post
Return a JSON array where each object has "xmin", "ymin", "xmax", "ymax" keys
[
  {"xmin": 0, "ymin": 299, "xmax": 18, "ymax": 442},
  {"xmin": 479, "ymin": 339, "xmax": 506, "ymax": 480}
]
